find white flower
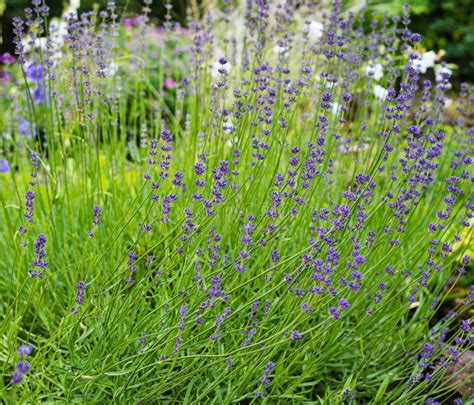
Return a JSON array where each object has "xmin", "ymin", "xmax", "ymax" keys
[
  {"xmin": 365, "ymin": 63, "xmax": 383, "ymax": 81},
  {"xmin": 105, "ymin": 62, "xmax": 118, "ymax": 77},
  {"xmin": 48, "ymin": 19, "xmax": 69, "ymax": 48},
  {"xmin": 373, "ymin": 84, "xmax": 388, "ymax": 100},
  {"xmin": 223, "ymin": 121, "xmax": 234, "ymax": 134},
  {"xmin": 223, "ymin": 120, "xmax": 237, "ymax": 145},
  {"xmin": 435, "ymin": 65, "xmax": 452, "ymax": 82},
  {"xmin": 412, "ymin": 50, "xmax": 436, "ymax": 73},
  {"xmin": 21, "ymin": 36, "xmax": 47, "ymax": 53},
  {"xmin": 226, "ymin": 136, "xmax": 239, "ymax": 147},
  {"xmin": 211, "ymin": 59, "xmax": 232, "ymax": 78},
  {"xmin": 444, "ymin": 98, "xmax": 453, "ymax": 108},
  {"xmin": 422, "ymin": 51, "xmax": 436, "ymax": 70},
  {"xmin": 48, "ymin": 1, "xmax": 80, "ymax": 47},
  {"xmin": 308, "ymin": 21, "xmax": 324, "ymax": 41},
  {"xmin": 273, "ymin": 45, "xmax": 289, "ymax": 57},
  {"xmin": 63, "ymin": 0, "xmax": 80, "ymax": 15}
]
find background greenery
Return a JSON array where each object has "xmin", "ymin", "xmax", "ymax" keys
[
  {"xmin": 366, "ymin": 0, "xmax": 474, "ymax": 84},
  {"xmin": 1, "ymin": 0, "xmax": 473, "ymax": 85}
]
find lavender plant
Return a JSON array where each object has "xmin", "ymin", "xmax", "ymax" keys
[{"xmin": 0, "ymin": 0, "xmax": 472, "ymax": 403}]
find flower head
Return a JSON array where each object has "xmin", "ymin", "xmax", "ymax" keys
[
  {"xmin": 18, "ymin": 344, "xmax": 33, "ymax": 356},
  {"xmin": 10, "ymin": 370, "xmax": 23, "ymax": 385},
  {"xmin": 164, "ymin": 78, "xmax": 177, "ymax": 89},
  {"xmin": 25, "ymin": 62, "xmax": 44, "ymax": 83},
  {"xmin": 413, "ymin": 51, "xmax": 436, "ymax": 73},
  {"xmin": 290, "ymin": 330, "xmax": 302, "ymax": 340},
  {"xmin": 212, "ymin": 58, "xmax": 232, "ymax": 78},
  {"xmin": 373, "ymin": 85, "xmax": 388, "ymax": 100},
  {"xmin": 0, "ymin": 159, "xmax": 9, "ymax": 173},
  {"xmin": 365, "ymin": 63, "xmax": 383, "ymax": 81},
  {"xmin": 308, "ymin": 21, "xmax": 324, "ymax": 41}
]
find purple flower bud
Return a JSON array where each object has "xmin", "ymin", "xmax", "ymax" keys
[
  {"xmin": 290, "ymin": 330, "xmax": 302, "ymax": 340},
  {"xmin": 338, "ymin": 298, "xmax": 350, "ymax": 310},
  {"xmin": 460, "ymin": 319, "xmax": 471, "ymax": 333},
  {"xmin": 16, "ymin": 361, "xmax": 30, "ymax": 374},
  {"xmin": 10, "ymin": 370, "xmax": 23, "ymax": 385},
  {"xmin": 0, "ymin": 159, "xmax": 9, "ymax": 173},
  {"xmin": 18, "ymin": 345, "xmax": 33, "ymax": 356}
]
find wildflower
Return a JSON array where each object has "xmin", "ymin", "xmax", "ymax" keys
[
  {"xmin": 178, "ymin": 305, "xmax": 188, "ymax": 330},
  {"xmin": 71, "ymin": 280, "xmax": 86, "ymax": 313},
  {"xmin": 273, "ymin": 45, "xmax": 289, "ymax": 56},
  {"xmin": 412, "ymin": 51, "xmax": 436, "ymax": 73},
  {"xmin": 0, "ymin": 53, "xmax": 15, "ymax": 64},
  {"xmin": 420, "ymin": 343, "xmax": 435, "ymax": 359},
  {"xmin": 223, "ymin": 121, "xmax": 235, "ymax": 135},
  {"xmin": 308, "ymin": 21, "xmax": 324, "ymax": 41},
  {"xmin": 349, "ymin": 389, "xmax": 358, "ymax": 402},
  {"xmin": 33, "ymin": 85, "xmax": 46, "ymax": 104},
  {"xmin": 138, "ymin": 332, "xmax": 147, "ymax": 353},
  {"xmin": 460, "ymin": 319, "xmax": 471, "ymax": 333},
  {"xmin": 329, "ymin": 306, "xmax": 340, "ymax": 320},
  {"xmin": 271, "ymin": 250, "xmax": 280, "ymax": 264},
  {"xmin": 92, "ymin": 206, "xmax": 102, "ymax": 225},
  {"xmin": 211, "ymin": 57, "xmax": 231, "ymax": 78},
  {"xmin": 373, "ymin": 84, "xmax": 388, "ymax": 100},
  {"xmin": 29, "ymin": 234, "xmax": 47, "ymax": 277},
  {"xmin": 105, "ymin": 62, "xmax": 118, "ymax": 77},
  {"xmin": 435, "ymin": 65, "xmax": 452, "ymax": 82},
  {"xmin": 256, "ymin": 361, "xmax": 275, "ymax": 397},
  {"xmin": 338, "ymin": 298, "xmax": 350, "ymax": 310},
  {"xmin": 16, "ymin": 361, "xmax": 31, "ymax": 374},
  {"xmin": 301, "ymin": 302, "xmax": 313, "ymax": 313},
  {"xmin": 88, "ymin": 206, "xmax": 102, "ymax": 237},
  {"xmin": 0, "ymin": 159, "xmax": 9, "ymax": 173},
  {"xmin": 19, "ymin": 119, "xmax": 35, "ymax": 137},
  {"xmin": 290, "ymin": 330, "xmax": 302, "ymax": 340},
  {"xmin": 11, "ymin": 344, "xmax": 32, "ymax": 385},
  {"xmin": 18, "ymin": 345, "xmax": 33, "ymax": 356},
  {"xmin": 25, "ymin": 62, "xmax": 44, "ymax": 83},
  {"xmin": 10, "ymin": 371, "xmax": 23, "ymax": 385},
  {"xmin": 407, "ymin": 125, "xmax": 421, "ymax": 137},
  {"xmin": 365, "ymin": 63, "xmax": 383, "ymax": 81},
  {"xmin": 173, "ymin": 336, "xmax": 183, "ymax": 356},
  {"xmin": 164, "ymin": 78, "xmax": 176, "ymax": 89}
]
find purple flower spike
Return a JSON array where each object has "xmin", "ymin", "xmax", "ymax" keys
[
  {"xmin": 25, "ymin": 62, "xmax": 44, "ymax": 83},
  {"xmin": 29, "ymin": 234, "xmax": 47, "ymax": 278},
  {"xmin": 16, "ymin": 361, "xmax": 31, "ymax": 374},
  {"xmin": 338, "ymin": 298, "xmax": 350, "ymax": 310},
  {"xmin": 460, "ymin": 319, "xmax": 471, "ymax": 333},
  {"xmin": 0, "ymin": 159, "xmax": 9, "ymax": 173},
  {"xmin": 290, "ymin": 330, "xmax": 302, "ymax": 341},
  {"xmin": 10, "ymin": 370, "xmax": 23, "ymax": 385},
  {"xmin": 18, "ymin": 344, "xmax": 33, "ymax": 356},
  {"xmin": 329, "ymin": 306, "xmax": 340, "ymax": 320}
]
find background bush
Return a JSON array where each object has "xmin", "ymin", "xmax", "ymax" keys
[{"xmin": 1, "ymin": 0, "xmax": 473, "ymax": 86}]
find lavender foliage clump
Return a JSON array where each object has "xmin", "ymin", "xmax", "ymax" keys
[{"xmin": 0, "ymin": 0, "xmax": 472, "ymax": 402}]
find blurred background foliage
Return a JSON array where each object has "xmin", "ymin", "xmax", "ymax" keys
[
  {"xmin": 0, "ymin": 0, "xmax": 473, "ymax": 84},
  {"xmin": 365, "ymin": 0, "xmax": 474, "ymax": 84}
]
